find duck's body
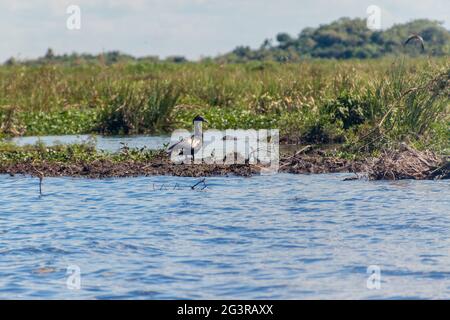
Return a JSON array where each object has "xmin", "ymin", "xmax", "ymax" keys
[
  {"xmin": 167, "ymin": 135, "xmax": 202, "ymax": 157},
  {"xmin": 167, "ymin": 115, "xmax": 207, "ymax": 159}
]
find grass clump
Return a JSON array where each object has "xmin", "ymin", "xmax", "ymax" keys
[{"xmin": 96, "ymin": 81, "xmax": 180, "ymax": 135}]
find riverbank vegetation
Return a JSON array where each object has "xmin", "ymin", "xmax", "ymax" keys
[
  {"xmin": 1, "ymin": 57, "xmax": 448, "ymax": 155},
  {"xmin": 1, "ymin": 17, "xmax": 449, "ymax": 159},
  {"xmin": 0, "ymin": 141, "xmax": 258, "ymax": 178},
  {"xmin": 0, "ymin": 141, "xmax": 448, "ymax": 180}
]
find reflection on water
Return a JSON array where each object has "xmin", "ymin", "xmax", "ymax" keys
[
  {"xmin": 7, "ymin": 135, "xmax": 170, "ymax": 152},
  {"xmin": 0, "ymin": 173, "xmax": 449, "ymax": 299},
  {"xmin": 6, "ymin": 135, "xmax": 300, "ymax": 155}
]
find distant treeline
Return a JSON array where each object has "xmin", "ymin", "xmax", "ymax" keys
[
  {"xmin": 3, "ymin": 50, "xmax": 187, "ymax": 66},
  {"xmin": 221, "ymin": 18, "xmax": 450, "ymax": 62},
  {"xmin": 4, "ymin": 18, "xmax": 449, "ymax": 65}
]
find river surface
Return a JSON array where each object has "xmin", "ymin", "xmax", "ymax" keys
[{"xmin": 0, "ymin": 136, "xmax": 449, "ymax": 299}]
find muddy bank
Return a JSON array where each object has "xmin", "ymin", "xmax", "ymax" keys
[
  {"xmin": 0, "ymin": 146, "xmax": 448, "ymax": 180},
  {"xmin": 279, "ymin": 149, "xmax": 364, "ymax": 174},
  {"xmin": 1, "ymin": 151, "xmax": 361, "ymax": 178},
  {"xmin": 1, "ymin": 157, "xmax": 256, "ymax": 178}
]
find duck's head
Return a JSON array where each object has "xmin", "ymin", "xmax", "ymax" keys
[{"xmin": 193, "ymin": 115, "xmax": 208, "ymax": 124}]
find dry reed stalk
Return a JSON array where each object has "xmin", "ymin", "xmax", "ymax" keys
[{"xmin": 364, "ymin": 144, "xmax": 449, "ymax": 180}]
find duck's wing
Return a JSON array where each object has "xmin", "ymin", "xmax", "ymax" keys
[
  {"xmin": 167, "ymin": 136, "xmax": 194, "ymax": 153},
  {"xmin": 167, "ymin": 139, "xmax": 182, "ymax": 152},
  {"xmin": 404, "ymin": 35, "xmax": 425, "ymax": 51},
  {"xmin": 404, "ymin": 35, "xmax": 415, "ymax": 45}
]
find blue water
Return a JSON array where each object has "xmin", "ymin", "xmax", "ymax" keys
[
  {"xmin": 0, "ymin": 173, "xmax": 449, "ymax": 299},
  {"xmin": 7, "ymin": 135, "xmax": 170, "ymax": 152}
]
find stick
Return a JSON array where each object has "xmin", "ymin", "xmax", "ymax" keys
[
  {"xmin": 191, "ymin": 178, "xmax": 206, "ymax": 190},
  {"xmin": 279, "ymin": 145, "xmax": 311, "ymax": 169},
  {"xmin": 39, "ymin": 177, "xmax": 43, "ymax": 196}
]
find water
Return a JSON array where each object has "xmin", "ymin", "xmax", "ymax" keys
[
  {"xmin": 0, "ymin": 173, "xmax": 449, "ymax": 299},
  {"xmin": 7, "ymin": 135, "xmax": 170, "ymax": 152}
]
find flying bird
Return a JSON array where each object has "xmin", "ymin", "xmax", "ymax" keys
[{"xmin": 404, "ymin": 34, "xmax": 425, "ymax": 51}]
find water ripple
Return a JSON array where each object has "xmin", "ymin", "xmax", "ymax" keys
[{"xmin": 0, "ymin": 173, "xmax": 449, "ymax": 299}]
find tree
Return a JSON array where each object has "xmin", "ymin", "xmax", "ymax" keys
[
  {"xmin": 4, "ymin": 57, "xmax": 16, "ymax": 66},
  {"xmin": 218, "ymin": 18, "xmax": 450, "ymax": 62},
  {"xmin": 276, "ymin": 33, "xmax": 294, "ymax": 49},
  {"xmin": 44, "ymin": 48, "xmax": 55, "ymax": 60},
  {"xmin": 166, "ymin": 56, "xmax": 187, "ymax": 63}
]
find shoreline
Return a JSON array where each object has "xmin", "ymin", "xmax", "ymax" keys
[
  {"xmin": 0, "ymin": 153, "xmax": 360, "ymax": 179},
  {"xmin": 1, "ymin": 146, "xmax": 447, "ymax": 180}
]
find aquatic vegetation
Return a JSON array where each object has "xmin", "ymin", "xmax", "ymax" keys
[
  {"xmin": 19, "ymin": 109, "xmax": 99, "ymax": 135},
  {"xmin": 0, "ymin": 58, "xmax": 448, "ymax": 155},
  {"xmin": 0, "ymin": 141, "xmax": 162, "ymax": 164}
]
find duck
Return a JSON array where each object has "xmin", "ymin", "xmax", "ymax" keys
[{"xmin": 167, "ymin": 115, "xmax": 207, "ymax": 160}]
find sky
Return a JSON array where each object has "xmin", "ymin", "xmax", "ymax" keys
[{"xmin": 1, "ymin": 0, "xmax": 449, "ymax": 62}]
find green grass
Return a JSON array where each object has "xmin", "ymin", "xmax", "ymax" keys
[
  {"xmin": 0, "ymin": 58, "xmax": 448, "ymax": 155},
  {"xmin": 0, "ymin": 140, "xmax": 162, "ymax": 164}
]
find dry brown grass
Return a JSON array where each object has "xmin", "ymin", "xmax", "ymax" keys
[{"xmin": 364, "ymin": 143, "xmax": 449, "ymax": 180}]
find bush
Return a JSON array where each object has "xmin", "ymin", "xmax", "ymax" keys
[{"xmin": 322, "ymin": 92, "xmax": 367, "ymax": 129}]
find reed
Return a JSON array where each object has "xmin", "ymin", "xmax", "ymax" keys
[{"xmin": 0, "ymin": 58, "xmax": 448, "ymax": 154}]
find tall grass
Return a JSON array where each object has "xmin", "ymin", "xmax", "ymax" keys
[
  {"xmin": 350, "ymin": 59, "xmax": 450, "ymax": 153},
  {"xmin": 95, "ymin": 80, "xmax": 180, "ymax": 134},
  {"xmin": 0, "ymin": 58, "xmax": 448, "ymax": 154}
]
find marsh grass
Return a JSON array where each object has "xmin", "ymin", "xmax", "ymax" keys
[
  {"xmin": 0, "ymin": 58, "xmax": 448, "ymax": 154},
  {"xmin": 349, "ymin": 60, "xmax": 450, "ymax": 153}
]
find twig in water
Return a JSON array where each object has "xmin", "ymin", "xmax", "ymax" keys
[
  {"xmin": 149, "ymin": 179, "xmax": 208, "ymax": 191},
  {"xmin": 31, "ymin": 164, "xmax": 44, "ymax": 196},
  {"xmin": 343, "ymin": 173, "xmax": 359, "ymax": 181},
  {"xmin": 40, "ymin": 177, "xmax": 44, "ymax": 195},
  {"xmin": 191, "ymin": 178, "xmax": 206, "ymax": 190}
]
